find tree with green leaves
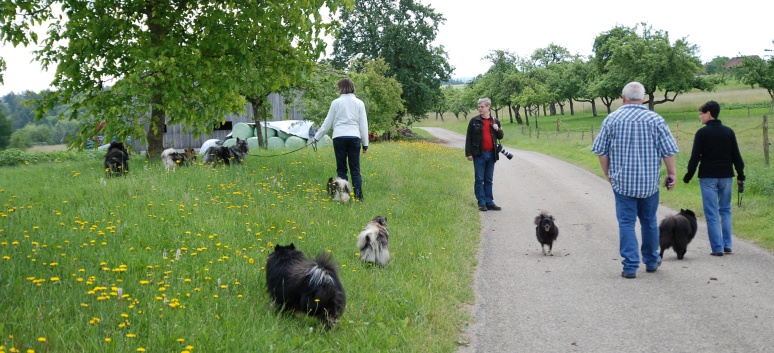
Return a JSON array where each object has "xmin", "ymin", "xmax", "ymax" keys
[
  {"xmin": 1, "ymin": 0, "xmax": 347, "ymax": 157},
  {"xmin": 595, "ymin": 23, "xmax": 712, "ymax": 111},
  {"xmin": 706, "ymin": 56, "xmax": 731, "ymax": 75},
  {"xmin": 331, "ymin": 0, "xmax": 452, "ymax": 124},
  {"xmin": 300, "ymin": 59, "xmax": 403, "ymax": 135},
  {"xmin": 737, "ymin": 55, "xmax": 774, "ymax": 111}
]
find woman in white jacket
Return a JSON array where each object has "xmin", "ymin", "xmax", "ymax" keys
[{"xmin": 311, "ymin": 78, "xmax": 369, "ymax": 201}]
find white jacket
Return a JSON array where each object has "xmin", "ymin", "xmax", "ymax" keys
[{"xmin": 314, "ymin": 93, "xmax": 369, "ymax": 147}]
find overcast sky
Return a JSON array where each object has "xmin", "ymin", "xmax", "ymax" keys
[{"xmin": 1, "ymin": 0, "xmax": 772, "ymax": 95}]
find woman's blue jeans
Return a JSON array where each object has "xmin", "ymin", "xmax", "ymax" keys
[
  {"xmin": 613, "ymin": 190, "xmax": 660, "ymax": 274},
  {"xmin": 700, "ymin": 178, "xmax": 733, "ymax": 252},
  {"xmin": 473, "ymin": 150, "xmax": 496, "ymax": 206},
  {"xmin": 333, "ymin": 137, "xmax": 362, "ymax": 199}
]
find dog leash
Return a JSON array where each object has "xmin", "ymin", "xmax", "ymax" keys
[
  {"xmin": 737, "ymin": 181, "xmax": 745, "ymax": 207},
  {"xmin": 249, "ymin": 141, "xmax": 316, "ymax": 158}
]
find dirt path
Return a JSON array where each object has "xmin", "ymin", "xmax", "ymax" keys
[{"xmin": 420, "ymin": 127, "xmax": 774, "ymax": 353}]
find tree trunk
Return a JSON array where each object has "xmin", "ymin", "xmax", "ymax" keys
[
  {"xmin": 511, "ymin": 105, "xmax": 523, "ymax": 125},
  {"xmin": 250, "ymin": 97, "xmax": 266, "ymax": 149},
  {"xmin": 549, "ymin": 102, "xmax": 556, "ymax": 116},
  {"xmin": 569, "ymin": 99, "xmax": 575, "ymax": 115},
  {"xmin": 146, "ymin": 93, "xmax": 165, "ymax": 159}
]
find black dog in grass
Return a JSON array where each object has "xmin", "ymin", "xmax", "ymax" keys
[
  {"xmin": 659, "ymin": 209, "xmax": 698, "ymax": 260},
  {"xmin": 203, "ymin": 138, "xmax": 249, "ymax": 165},
  {"xmin": 534, "ymin": 211, "xmax": 559, "ymax": 256},
  {"xmin": 104, "ymin": 142, "xmax": 130, "ymax": 177},
  {"xmin": 265, "ymin": 243, "xmax": 346, "ymax": 328}
]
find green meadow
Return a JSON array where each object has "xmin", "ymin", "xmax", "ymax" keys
[{"xmin": 0, "ymin": 141, "xmax": 478, "ymax": 353}]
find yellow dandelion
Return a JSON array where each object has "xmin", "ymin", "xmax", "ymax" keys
[
  {"xmin": 126, "ymin": 333, "xmax": 136, "ymax": 338},
  {"xmin": 105, "ymin": 337, "xmax": 112, "ymax": 342},
  {"xmin": 37, "ymin": 337, "xmax": 46, "ymax": 342}
]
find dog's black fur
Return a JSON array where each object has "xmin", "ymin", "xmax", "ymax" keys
[
  {"xmin": 104, "ymin": 142, "xmax": 130, "ymax": 177},
  {"xmin": 659, "ymin": 209, "xmax": 698, "ymax": 260},
  {"xmin": 265, "ymin": 243, "xmax": 346, "ymax": 327},
  {"xmin": 326, "ymin": 177, "xmax": 351, "ymax": 203},
  {"xmin": 357, "ymin": 216, "xmax": 390, "ymax": 266},
  {"xmin": 534, "ymin": 211, "xmax": 559, "ymax": 256},
  {"xmin": 203, "ymin": 138, "xmax": 248, "ymax": 165}
]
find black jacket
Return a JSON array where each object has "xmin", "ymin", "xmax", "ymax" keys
[
  {"xmin": 465, "ymin": 115, "xmax": 504, "ymax": 159},
  {"xmin": 683, "ymin": 119, "xmax": 745, "ymax": 182}
]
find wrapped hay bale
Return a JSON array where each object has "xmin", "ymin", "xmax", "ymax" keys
[
  {"xmin": 315, "ymin": 135, "xmax": 333, "ymax": 147},
  {"xmin": 247, "ymin": 137, "xmax": 260, "ymax": 152},
  {"xmin": 276, "ymin": 130, "xmax": 291, "ymax": 140},
  {"xmin": 255, "ymin": 126, "xmax": 277, "ymax": 139},
  {"xmin": 222, "ymin": 138, "xmax": 236, "ymax": 147},
  {"xmin": 231, "ymin": 123, "xmax": 254, "ymax": 139},
  {"xmin": 284, "ymin": 136, "xmax": 306, "ymax": 150},
  {"xmin": 267, "ymin": 136, "xmax": 285, "ymax": 150}
]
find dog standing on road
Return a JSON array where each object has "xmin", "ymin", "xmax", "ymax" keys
[
  {"xmin": 659, "ymin": 209, "xmax": 698, "ymax": 260},
  {"xmin": 534, "ymin": 211, "xmax": 559, "ymax": 256}
]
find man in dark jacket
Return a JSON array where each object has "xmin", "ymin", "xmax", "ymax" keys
[
  {"xmin": 465, "ymin": 98, "xmax": 504, "ymax": 211},
  {"xmin": 683, "ymin": 100, "xmax": 745, "ymax": 256}
]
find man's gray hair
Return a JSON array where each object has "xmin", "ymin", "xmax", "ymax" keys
[
  {"xmin": 477, "ymin": 97, "xmax": 492, "ymax": 107},
  {"xmin": 621, "ymin": 82, "xmax": 645, "ymax": 101}
]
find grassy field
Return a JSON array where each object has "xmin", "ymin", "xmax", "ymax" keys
[
  {"xmin": 417, "ymin": 85, "xmax": 774, "ymax": 252},
  {"xmin": 0, "ymin": 141, "xmax": 478, "ymax": 353}
]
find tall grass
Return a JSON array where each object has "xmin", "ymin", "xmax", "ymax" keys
[
  {"xmin": 417, "ymin": 86, "xmax": 774, "ymax": 251},
  {"xmin": 0, "ymin": 141, "xmax": 478, "ymax": 352}
]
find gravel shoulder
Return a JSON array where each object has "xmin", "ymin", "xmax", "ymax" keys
[{"xmin": 420, "ymin": 127, "xmax": 774, "ymax": 353}]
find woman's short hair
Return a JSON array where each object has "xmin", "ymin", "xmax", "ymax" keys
[
  {"xmin": 621, "ymin": 82, "xmax": 646, "ymax": 101},
  {"xmin": 477, "ymin": 98, "xmax": 491, "ymax": 107},
  {"xmin": 337, "ymin": 78, "xmax": 356, "ymax": 94},
  {"xmin": 700, "ymin": 100, "xmax": 721, "ymax": 119}
]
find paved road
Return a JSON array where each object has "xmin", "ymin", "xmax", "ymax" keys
[{"xmin": 419, "ymin": 127, "xmax": 774, "ymax": 353}]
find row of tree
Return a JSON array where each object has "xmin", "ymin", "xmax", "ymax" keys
[
  {"xmin": 433, "ymin": 24, "xmax": 774, "ymax": 124},
  {"xmin": 2, "ymin": 1, "xmax": 773, "ymax": 155}
]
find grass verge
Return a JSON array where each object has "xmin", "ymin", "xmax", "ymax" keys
[{"xmin": 0, "ymin": 141, "xmax": 477, "ymax": 352}]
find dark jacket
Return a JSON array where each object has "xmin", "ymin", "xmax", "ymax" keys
[
  {"xmin": 683, "ymin": 119, "xmax": 745, "ymax": 182},
  {"xmin": 465, "ymin": 115, "xmax": 504, "ymax": 159}
]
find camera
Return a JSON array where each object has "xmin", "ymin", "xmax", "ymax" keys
[{"xmin": 496, "ymin": 144, "xmax": 513, "ymax": 160}]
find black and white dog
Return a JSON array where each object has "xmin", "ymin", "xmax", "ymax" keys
[
  {"xmin": 326, "ymin": 177, "xmax": 351, "ymax": 203},
  {"xmin": 659, "ymin": 209, "xmax": 698, "ymax": 259},
  {"xmin": 265, "ymin": 243, "xmax": 346, "ymax": 327},
  {"xmin": 357, "ymin": 216, "xmax": 390, "ymax": 266},
  {"xmin": 202, "ymin": 138, "xmax": 249, "ymax": 165},
  {"xmin": 104, "ymin": 142, "xmax": 130, "ymax": 177},
  {"xmin": 534, "ymin": 211, "xmax": 559, "ymax": 256}
]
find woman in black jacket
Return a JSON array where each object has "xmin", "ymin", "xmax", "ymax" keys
[{"xmin": 683, "ymin": 100, "xmax": 745, "ymax": 256}]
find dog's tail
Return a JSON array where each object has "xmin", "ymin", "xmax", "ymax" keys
[{"xmin": 305, "ymin": 252, "xmax": 340, "ymax": 287}]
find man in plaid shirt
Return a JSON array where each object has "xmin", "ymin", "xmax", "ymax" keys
[{"xmin": 592, "ymin": 81, "xmax": 679, "ymax": 279}]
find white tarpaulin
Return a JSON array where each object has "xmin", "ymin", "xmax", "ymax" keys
[{"xmin": 262, "ymin": 120, "xmax": 315, "ymax": 139}]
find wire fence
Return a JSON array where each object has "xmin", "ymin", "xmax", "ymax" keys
[{"xmin": 516, "ymin": 115, "xmax": 771, "ymax": 166}]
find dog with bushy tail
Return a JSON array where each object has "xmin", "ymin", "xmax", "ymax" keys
[{"xmin": 357, "ymin": 216, "xmax": 390, "ymax": 266}]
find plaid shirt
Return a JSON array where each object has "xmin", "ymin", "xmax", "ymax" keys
[{"xmin": 591, "ymin": 104, "xmax": 679, "ymax": 198}]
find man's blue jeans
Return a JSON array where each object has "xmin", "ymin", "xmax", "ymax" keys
[
  {"xmin": 473, "ymin": 150, "xmax": 496, "ymax": 206},
  {"xmin": 613, "ymin": 190, "xmax": 660, "ymax": 274},
  {"xmin": 700, "ymin": 178, "xmax": 733, "ymax": 252}
]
